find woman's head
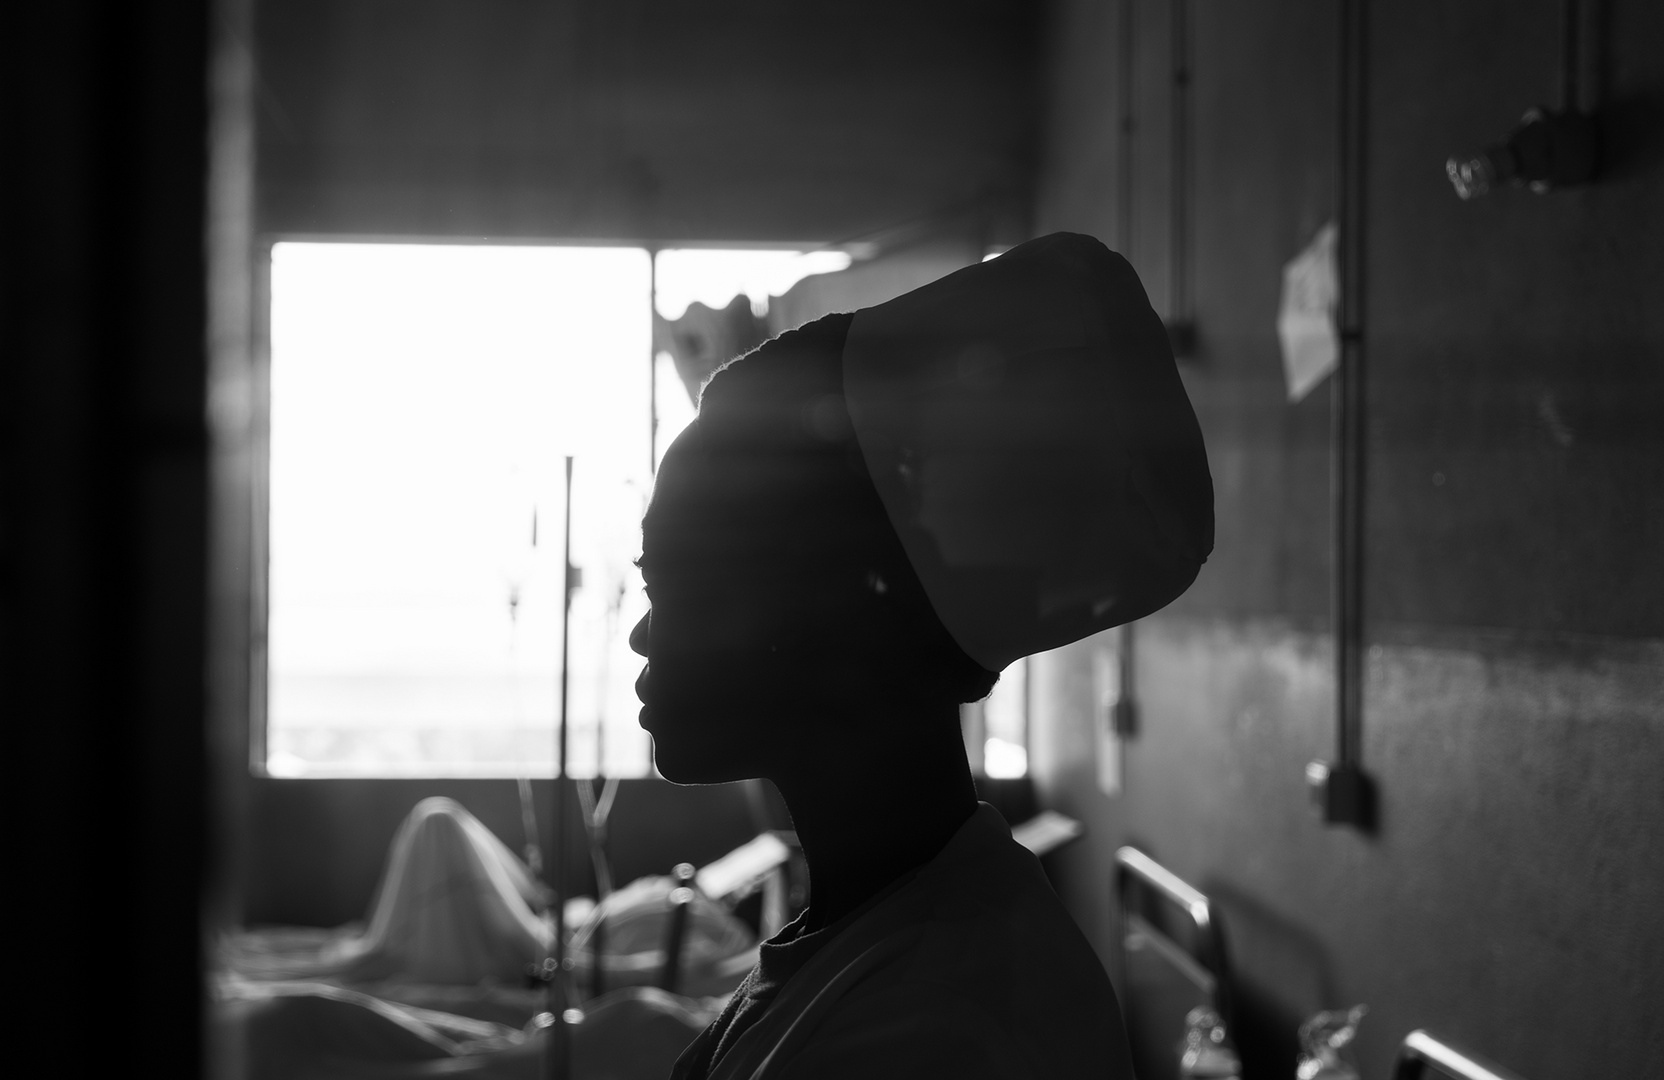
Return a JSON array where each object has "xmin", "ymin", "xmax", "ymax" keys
[{"xmin": 631, "ymin": 312, "xmax": 995, "ymax": 784}]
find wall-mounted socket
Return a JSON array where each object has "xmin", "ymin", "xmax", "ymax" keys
[{"xmin": 1305, "ymin": 758, "xmax": 1376, "ymax": 830}]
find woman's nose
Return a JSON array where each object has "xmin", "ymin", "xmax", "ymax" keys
[{"xmin": 628, "ymin": 610, "xmax": 650, "ymax": 657}]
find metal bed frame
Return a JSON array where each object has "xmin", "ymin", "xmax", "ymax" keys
[
  {"xmin": 1392, "ymin": 1030, "xmax": 1529, "ymax": 1080},
  {"xmin": 1114, "ymin": 849, "xmax": 1534, "ymax": 1080},
  {"xmin": 1113, "ymin": 845, "xmax": 1233, "ymax": 1032}
]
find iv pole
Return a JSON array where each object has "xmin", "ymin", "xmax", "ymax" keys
[{"xmin": 547, "ymin": 453, "xmax": 576, "ymax": 1080}]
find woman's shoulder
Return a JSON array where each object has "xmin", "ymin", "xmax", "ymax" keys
[
  {"xmin": 713, "ymin": 806, "xmax": 1132, "ymax": 1079},
  {"xmin": 785, "ymin": 810, "xmax": 1129, "ymax": 1077},
  {"xmin": 774, "ymin": 983, "xmax": 1038, "ymax": 1080},
  {"xmin": 778, "ymin": 970, "xmax": 1130, "ymax": 1080}
]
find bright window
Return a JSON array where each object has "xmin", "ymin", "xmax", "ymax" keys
[
  {"xmin": 266, "ymin": 242, "xmax": 849, "ymax": 779},
  {"xmin": 267, "ymin": 243, "xmax": 654, "ymax": 778}
]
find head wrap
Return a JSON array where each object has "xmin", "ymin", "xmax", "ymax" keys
[{"xmin": 841, "ymin": 232, "xmax": 1213, "ymax": 671}]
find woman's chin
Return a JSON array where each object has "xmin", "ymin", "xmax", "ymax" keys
[{"xmin": 649, "ymin": 734, "xmax": 755, "ymax": 787}]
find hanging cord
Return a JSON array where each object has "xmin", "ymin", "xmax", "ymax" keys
[
  {"xmin": 575, "ymin": 570, "xmax": 627, "ymax": 999},
  {"xmin": 575, "ymin": 570, "xmax": 628, "ymax": 901},
  {"xmin": 575, "ymin": 774, "xmax": 618, "ymax": 1000},
  {"xmin": 575, "ymin": 776, "xmax": 619, "ymax": 899},
  {"xmin": 517, "ymin": 777, "xmax": 545, "ymax": 886}
]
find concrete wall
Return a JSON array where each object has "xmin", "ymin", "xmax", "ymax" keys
[
  {"xmin": 253, "ymin": 0, "xmax": 1042, "ymax": 245},
  {"xmin": 1032, "ymin": 2, "xmax": 1662, "ymax": 1078}
]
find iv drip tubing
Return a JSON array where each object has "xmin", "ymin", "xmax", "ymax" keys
[
  {"xmin": 517, "ymin": 776, "xmax": 543, "ymax": 882},
  {"xmin": 509, "ymin": 501, "xmax": 544, "ymax": 881}
]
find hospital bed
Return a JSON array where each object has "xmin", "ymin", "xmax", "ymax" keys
[
  {"xmin": 1115, "ymin": 845, "xmax": 1234, "ymax": 1079},
  {"xmin": 1112, "ymin": 847, "xmax": 1534, "ymax": 1080},
  {"xmin": 219, "ymin": 826, "xmax": 795, "ymax": 1080},
  {"xmin": 219, "ymin": 805, "xmax": 1097, "ymax": 1078}
]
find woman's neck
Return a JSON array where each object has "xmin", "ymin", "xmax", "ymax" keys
[{"xmin": 769, "ymin": 701, "xmax": 978, "ymax": 934}]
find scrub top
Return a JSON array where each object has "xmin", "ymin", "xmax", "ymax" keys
[{"xmin": 673, "ymin": 802, "xmax": 1133, "ymax": 1080}]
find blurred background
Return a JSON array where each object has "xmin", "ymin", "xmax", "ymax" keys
[{"xmin": 4, "ymin": 1, "xmax": 1660, "ymax": 1077}]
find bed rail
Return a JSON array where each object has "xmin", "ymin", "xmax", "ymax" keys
[
  {"xmin": 1392, "ymin": 1030, "xmax": 1528, "ymax": 1080},
  {"xmin": 1113, "ymin": 845, "xmax": 1232, "ymax": 1030}
]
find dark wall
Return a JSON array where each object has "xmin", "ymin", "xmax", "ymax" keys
[
  {"xmin": 3, "ymin": 2, "xmax": 221, "ymax": 1073},
  {"xmin": 254, "ymin": 0, "xmax": 1042, "ymax": 244},
  {"xmin": 1032, "ymin": 2, "xmax": 1662, "ymax": 1078},
  {"xmin": 1041, "ymin": 0, "xmax": 1341, "ymax": 627},
  {"xmin": 1364, "ymin": 5, "xmax": 1663, "ymax": 637}
]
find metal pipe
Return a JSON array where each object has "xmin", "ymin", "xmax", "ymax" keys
[
  {"xmin": 1117, "ymin": 0, "xmax": 1136, "ymax": 258},
  {"xmin": 1168, "ymin": 0, "xmax": 1194, "ymax": 354},
  {"xmin": 1559, "ymin": 0, "xmax": 1582, "ymax": 114},
  {"xmin": 1335, "ymin": 0, "xmax": 1365, "ymax": 770},
  {"xmin": 1392, "ymin": 1030, "xmax": 1529, "ymax": 1080},
  {"xmin": 1560, "ymin": 0, "xmax": 1606, "ymax": 117},
  {"xmin": 1116, "ymin": 622, "xmax": 1138, "ymax": 738},
  {"xmin": 1311, "ymin": 0, "xmax": 1376, "ymax": 829}
]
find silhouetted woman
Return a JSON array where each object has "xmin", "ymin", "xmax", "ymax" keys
[{"xmin": 632, "ymin": 232, "xmax": 1214, "ymax": 1080}]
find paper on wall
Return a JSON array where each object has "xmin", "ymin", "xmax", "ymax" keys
[{"xmin": 1276, "ymin": 222, "xmax": 1339, "ymax": 403}]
